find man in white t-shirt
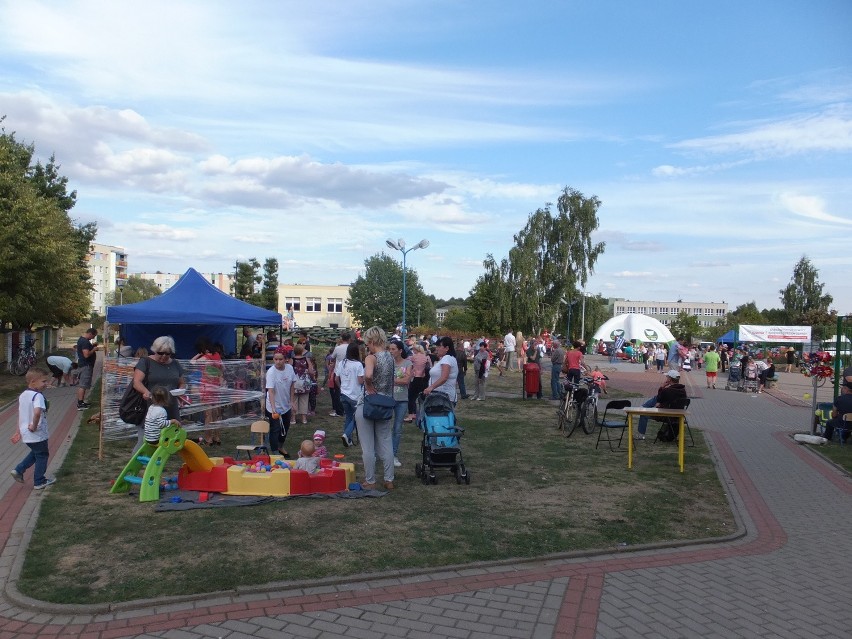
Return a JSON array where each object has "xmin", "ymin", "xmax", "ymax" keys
[
  {"xmin": 46, "ymin": 355, "xmax": 78, "ymax": 387},
  {"xmin": 504, "ymin": 330, "xmax": 517, "ymax": 371}
]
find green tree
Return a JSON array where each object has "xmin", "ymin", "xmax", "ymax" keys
[
  {"xmin": 105, "ymin": 275, "xmax": 162, "ymax": 306},
  {"xmin": 709, "ymin": 302, "xmax": 766, "ymax": 341},
  {"xmin": 234, "ymin": 258, "xmax": 261, "ymax": 303},
  {"xmin": 347, "ymin": 254, "xmax": 433, "ymax": 330},
  {"xmin": 259, "ymin": 257, "xmax": 279, "ymax": 311},
  {"xmin": 576, "ymin": 293, "xmax": 610, "ymax": 344},
  {"xmin": 441, "ymin": 307, "xmax": 477, "ymax": 333},
  {"xmin": 669, "ymin": 311, "xmax": 704, "ymax": 343},
  {"xmin": 0, "ymin": 125, "xmax": 94, "ymax": 328},
  {"xmin": 779, "ymin": 256, "xmax": 833, "ymax": 322},
  {"xmin": 468, "ymin": 187, "xmax": 605, "ymax": 337}
]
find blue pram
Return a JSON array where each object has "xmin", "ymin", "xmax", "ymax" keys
[{"xmin": 414, "ymin": 392, "xmax": 470, "ymax": 485}]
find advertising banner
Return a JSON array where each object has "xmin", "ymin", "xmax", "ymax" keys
[{"xmin": 738, "ymin": 325, "xmax": 811, "ymax": 343}]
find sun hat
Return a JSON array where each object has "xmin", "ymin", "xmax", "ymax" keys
[{"xmin": 313, "ymin": 429, "xmax": 326, "ymax": 442}]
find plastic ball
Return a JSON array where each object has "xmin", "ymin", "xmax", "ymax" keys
[{"xmin": 803, "ymin": 393, "xmax": 812, "ymax": 400}]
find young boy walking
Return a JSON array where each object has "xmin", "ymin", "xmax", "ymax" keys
[{"xmin": 10, "ymin": 367, "xmax": 57, "ymax": 490}]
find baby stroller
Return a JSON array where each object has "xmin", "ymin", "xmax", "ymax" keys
[
  {"xmin": 414, "ymin": 392, "xmax": 470, "ymax": 485},
  {"xmin": 725, "ymin": 364, "xmax": 741, "ymax": 390},
  {"xmin": 741, "ymin": 362, "xmax": 760, "ymax": 393}
]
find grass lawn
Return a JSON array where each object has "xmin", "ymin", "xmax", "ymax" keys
[{"xmin": 15, "ymin": 367, "xmax": 740, "ymax": 605}]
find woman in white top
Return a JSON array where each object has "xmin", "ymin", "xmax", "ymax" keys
[
  {"xmin": 423, "ymin": 336, "xmax": 459, "ymax": 403},
  {"xmin": 338, "ymin": 342, "xmax": 364, "ymax": 447}
]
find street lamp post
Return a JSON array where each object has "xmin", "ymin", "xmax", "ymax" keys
[
  {"xmin": 385, "ymin": 238, "xmax": 430, "ymax": 339},
  {"xmin": 118, "ymin": 286, "xmax": 124, "ymax": 305},
  {"xmin": 561, "ymin": 297, "xmax": 578, "ymax": 342}
]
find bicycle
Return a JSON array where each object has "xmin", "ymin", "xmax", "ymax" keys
[
  {"xmin": 578, "ymin": 374, "xmax": 608, "ymax": 435},
  {"xmin": 10, "ymin": 343, "xmax": 37, "ymax": 376},
  {"xmin": 555, "ymin": 377, "xmax": 584, "ymax": 438}
]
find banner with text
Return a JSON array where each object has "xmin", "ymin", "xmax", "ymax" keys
[{"xmin": 738, "ymin": 325, "xmax": 812, "ymax": 343}]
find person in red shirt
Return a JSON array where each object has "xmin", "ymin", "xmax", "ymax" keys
[{"xmin": 561, "ymin": 340, "xmax": 588, "ymax": 385}]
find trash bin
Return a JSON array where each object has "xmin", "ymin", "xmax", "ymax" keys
[{"xmin": 523, "ymin": 362, "xmax": 541, "ymax": 398}]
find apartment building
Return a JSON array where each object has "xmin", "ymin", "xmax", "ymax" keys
[
  {"xmin": 87, "ymin": 243, "xmax": 128, "ymax": 314},
  {"xmin": 279, "ymin": 284, "xmax": 352, "ymax": 329},
  {"xmin": 610, "ymin": 298, "xmax": 728, "ymax": 328},
  {"xmin": 135, "ymin": 271, "xmax": 233, "ymax": 294}
]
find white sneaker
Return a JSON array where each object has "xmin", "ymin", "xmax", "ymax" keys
[
  {"xmin": 10, "ymin": 470, "xmax": 23, "ymax": 483},
  {"xmin": 34, "ymin": 477, "xmax": 57, "ymax": 490},
  {"xmin": 634, "ymin": 434, "xmax": 645, "ymax": 440},
  {"xmin": 340, "ymin": 434, "xmax": 350, "ymax": 448},
  {"xmin": 393, "ymin": 457, "xmax": 402, "ymax": 468},
  {"xmin": 329, "ymin": 411, "xmax": 339, "ymax": 417}
]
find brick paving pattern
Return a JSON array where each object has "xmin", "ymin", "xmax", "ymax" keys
[{"xmin": 0, "ymin": 355, "xmax": 849, "ymax": 638}]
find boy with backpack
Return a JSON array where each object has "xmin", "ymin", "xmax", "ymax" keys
[{"xmin": 10, "ymin": 367, "xmax": 57, "ymax": 490}]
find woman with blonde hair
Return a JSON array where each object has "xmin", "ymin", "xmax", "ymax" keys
[
  {"xmin": 356, "ymin": 326, "xmax": 396, "ymax": 490},
  {"xmin": 514, "ymin": 331, "xmax": 525, "ymax": 372}
]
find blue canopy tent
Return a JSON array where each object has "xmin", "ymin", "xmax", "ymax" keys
[
  {"xmin": 717, "ymin": 329, "xmax": 737, "ymax": 344},
  {"xmin": 105, "ymin": 268, "xmax": 282, "ymax": 358}
]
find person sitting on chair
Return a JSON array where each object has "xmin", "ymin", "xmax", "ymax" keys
[
  {"xmin": 758, "ymin": 356, "xmax": 775, "ymax": 393},
  {"xmin": 822, "ymin": 382, "xmax": 852, "ymax": 443},
  {"xmin": 635, "ymin": 370, "xmax": 687, "ymax": 440}
]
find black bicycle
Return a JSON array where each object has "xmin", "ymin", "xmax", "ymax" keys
[
  {"xmin": 578, "ymin": 375, "xmax": 608, "ymax": 435},
  {"xmin": 556, "ymin": 378, "xmax": 586, "ymax": 438}
]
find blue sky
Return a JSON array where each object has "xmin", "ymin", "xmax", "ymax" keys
[{"xmin": 2, "ymin": 0, "xmax": 850, "ymax": 314}]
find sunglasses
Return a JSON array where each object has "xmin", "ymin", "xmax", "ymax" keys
[{"xmin": 155, "ymin": 351, "xmax": 173, "ymax": 357}]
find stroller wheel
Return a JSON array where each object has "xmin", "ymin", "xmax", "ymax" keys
[
  {"xmin": 421, "ymin": 470, "xmax": 430, "ymax": 485},
  {"xmin": 464, "ymin": 471, "xmax": 471, "ymax": 485},
  {"xmin": 455, "ymin": 466, "xmax": 463, "ymax": 484},
  {"xmin": 415, "ymin": 463, "xmax": 423, "ymax": 478},
  {"xmin": 429, "ymin": 473, "xmax": 438, "ymax": 484}
]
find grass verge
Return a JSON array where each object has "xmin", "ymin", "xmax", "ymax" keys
[{"xmin": 19, "ymin": 371, "xmax": 735, "ymax": 604}]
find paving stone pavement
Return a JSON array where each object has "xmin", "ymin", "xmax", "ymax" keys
[{"xmin": 0, "ymin": 357, "xmax": 849, "ymax": 638}]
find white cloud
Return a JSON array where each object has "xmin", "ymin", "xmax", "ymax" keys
[
  {"xmin": 778, "ymin": 192, "xmax": 852, "ymax": 226},
  {"xmin": 612, "ymin": 271, "xmax": 653, "ymax": 278},
  {"xmin": 131, "ymin": 224, "xmax": 197, "ymax": 241},
  {"xmin": 671, "ymin": 107, "xmax": 852, "ymax": 157}
]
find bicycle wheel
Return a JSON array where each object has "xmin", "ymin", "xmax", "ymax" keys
[
  {"xmin": 581, "ymin": 399, "xmax": 598, "ymax": 434},
  {"xmin": 563, "ymin": 401, "xmax": 580, "ymax": 438},
  {"xmin": 556, "ymin": 391, "xmax": 571, "ymax": 432},
  {"xmin": 12, "ymin": 356, "xmax": 29, "ymax": 376}
]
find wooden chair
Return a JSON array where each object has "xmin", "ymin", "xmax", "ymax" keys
[
  {"xmin": 595, "ymin": 399, "xmax": 631, "ymax": 451},
  {"xmin": 236, "ymin": 420, "xmax": 270, "ymax": 460}
]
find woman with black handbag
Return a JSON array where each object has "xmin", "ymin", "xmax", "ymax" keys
[{"xmin": 356, "ymin": 326, "xmax": 396, "ymax": 490}]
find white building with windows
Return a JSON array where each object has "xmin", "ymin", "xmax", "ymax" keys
[
  {"xmin": 87, "ymin": 243, "xmax": 128, "ymax": 315},
  {"xmin": 609, "ymin": 298, "xmax": 728, "ymax": 328},
  {"xmin": 135, "ymin": 271, "xmax": 233, "ymax": 294},
  {"xmin": 279, "ymin": 284, "xmax": 352, "ymax": 328}
]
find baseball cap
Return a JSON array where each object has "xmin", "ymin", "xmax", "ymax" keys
[
  {"xmin": 313, "ymin": 429, "xmax": 326, "ymax": 441},
  {"xmin": 666, "ymin": 370, "xmax": 681, "ymax": 379}
]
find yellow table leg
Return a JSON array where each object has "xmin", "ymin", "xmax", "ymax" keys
[
  {"xmin": 678, "ymin": 417, "xmax": 685, "ymax": 473},
  {"xmin": 628, "ymin": 415, "xmax": 634, "ymax": 469}
]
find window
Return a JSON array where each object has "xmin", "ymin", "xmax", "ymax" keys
[
  {"xmin": 638, "ymin": 307, "xmax": 647, "ymax": 314},
  {"xmin": 704, "ymin": 308, "xmax": 713, "ymax": 316},
  {"xmin": 693, "ymin": 308, "xmax": 702, "ymax": 316},
  {"xmin": 649, "ymin": 307, "xmax": 658, "ymax": 314},
  {"xmin": 327, "ymin": 298, "xmax": 343, "ymax": 313},
  {"xmin": 285, "ymin": 297, "xmax": 301, "ymax": 312},
  {"xmin": 659, "ymin": 307, "xmax": 667, "ymax": 315},
  {"xmin": 305, "ymin": 297, "xmax": 322, "ymax": 312},
  {"xmin": 627, "ymin": 306, "xmax": 636, "ymax": 313}
]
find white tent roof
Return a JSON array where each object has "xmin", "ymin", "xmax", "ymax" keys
[{"xmin": 592, "ymin": 313, "xmax": 675, "ymax": 344}]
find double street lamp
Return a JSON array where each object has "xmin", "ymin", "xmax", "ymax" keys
[{"xmin": 385, "ymin": 238, "xmax": 429, "ymax": 339}]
